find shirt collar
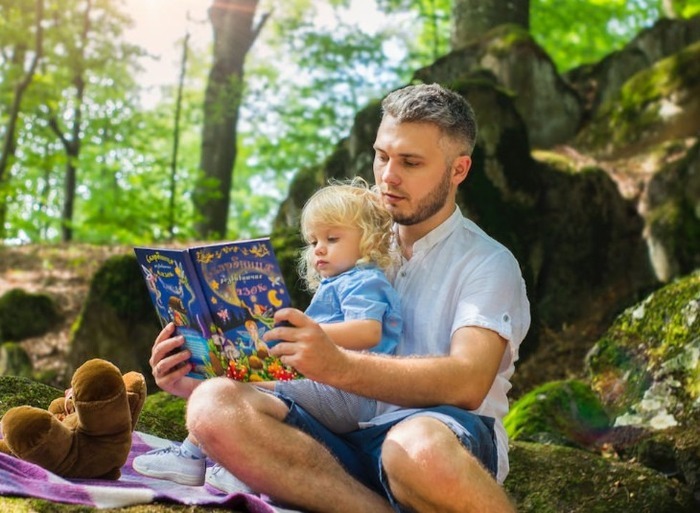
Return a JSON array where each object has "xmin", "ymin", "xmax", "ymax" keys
[{"xmin": 397, "ymin": 206, "xmax": 462, "ymax": 257}]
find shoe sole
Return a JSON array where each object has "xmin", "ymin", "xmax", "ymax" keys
[
  {"xmin": 133, "ymin": 462, "xmax": 205, "ymax": 486},
  {"xmin": 206, "ymin": 475, "xmax": 252, "ymax": 494}
]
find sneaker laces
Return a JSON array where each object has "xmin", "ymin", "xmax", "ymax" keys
[
  {"xmin": 209, "ymin": 463, "xmax": 225, "ymax": 475},
  {"xmin": 149, "ymin": 444, "xmax": 182, "ymax": 456}
]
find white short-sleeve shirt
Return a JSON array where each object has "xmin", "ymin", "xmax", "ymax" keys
[{"xmin": 370, "ymin": 207, "xmax": 531, "ymax": 483}]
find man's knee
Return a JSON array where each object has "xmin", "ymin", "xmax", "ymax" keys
[
  {"xmin": 186, "ymin": 378, "xmax": 243, "ymax": 437},
  {"xmin": 186, "ymin": 380, "xmax": 289, "ymax": 440},
  {"xmin": 382, "ymin": 416, "xmax": 467, "ymax": 488}
]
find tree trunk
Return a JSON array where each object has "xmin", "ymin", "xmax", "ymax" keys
[
  {"xmin": 49, "ymin": 0, "xmax": 90, "ymax": 243},
  {"xmin": 451, "ymin": 0, "xmax": 529, "ymax": 49},
  {"xmin": 193, "ymin": 0, "xmax": 269, "ymax": 239},
  {"xmin": 169, "ymin": 30, "xmax": 190, "ymax": 240},
  {"xmin": 0, "ymin": 0, "xmax": 44, "ymax": 239}
]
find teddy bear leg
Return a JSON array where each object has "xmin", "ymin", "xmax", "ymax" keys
[
  {"xmin": 0, "ymin": 439, "xmax": 12, "ymax": 455},
  {"xmin": 1, "ymin": 405, "xmax": 74, "ymax": 475},
  {"xmin": 122, "ymin": 371, "xmax": 147, "ymax": 431},
  {"xmin": 71, "ymin": 359, "xmax": 131, "ymax": 436}
]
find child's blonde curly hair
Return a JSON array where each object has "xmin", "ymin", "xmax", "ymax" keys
[{"xmin": 299, "ymin": 177, "xmax": 395, "ymax": 292}]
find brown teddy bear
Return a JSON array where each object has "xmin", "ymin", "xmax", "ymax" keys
[{"xmin": 0, "ymin": 358, "xmax": 147, "ymax": 479}]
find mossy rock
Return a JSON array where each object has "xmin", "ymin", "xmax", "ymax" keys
[
  {"xmin": 0, "ymin": 288, "xmax": 61, "ymax": 342},
  {"xmin": 504, "ymin": 379, "xmax": 610, "ymax": 449},
  {"xmin": 68, "ymin": 255, "xmax": 161, "ymax": 391},
  {"xmin": 505, "ymin": 441, "xmax": 695, "ymax": 513},
  {"xmin": 586, "ymin": 270, "xmax": 700, "ymax": 427},
  {"xmin": 0, "ymin": 342, "xmax": 34, "ymax": 378},
  {"xmin": 0, "ymin": 375, "xmax": 62, "ymax": 414},
  {"xmin": 576, "ymin": 41, "xmax": 700, "ymax": 157}
]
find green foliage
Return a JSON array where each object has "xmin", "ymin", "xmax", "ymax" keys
[
  {"xmin": 234, "ymin": 0, "xmax": 413, "ymax": 239},
  {"xmin": 531, "ymin": 0, "xmax": 661, "ymax": 72},
  {"xmin": 0, "ymin": 0, "xmax": 688, "ymax": 243},
  {"xmin": 375, "ymin": 0, "xmax": 452, "ymax": 61}
]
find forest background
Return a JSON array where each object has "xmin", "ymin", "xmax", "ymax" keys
[
  {"xmin": 2, "ymin": 0, "xmax": 698, "ymax": 246},
  {"xmin": 1, "ymin": 2, "xmax": 700, "ymax": 509}
]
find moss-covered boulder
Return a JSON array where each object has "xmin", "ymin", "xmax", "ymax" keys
[
  {"xmin": 505, "ymin": 379, "xmax": 610, "ymax": 449},
  {"xmin": 575, "ymin": 40, "xmax": 700, "ymax": 158},
  {"xmin": 68, "ymin": 255, "xmax": 161, "ymax": 392},
  {"xmin": 414, "ymin": 23, "xmax": 583, "ymax": 149},
  {"xmin": 505, "ymin": 441, "xmax": 695, "ymax": 513},
  {"xmin": 0, "ymin": 342, "xmax": 33, "ymax": 378},
  {"xmin": 0, "ymin": 375, "xmax": 62, "ymax": 413},
  {"xmin": 586, "ymin": 270, "xmax": 700, "ymax": 428},
  {"xmin": 0, "ymin": 288, "xmax": 61, "ymax": 342}
]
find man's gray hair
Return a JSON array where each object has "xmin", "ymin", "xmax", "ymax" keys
[{"xmin": 381, "ymin": 83, "xmax": 478, "ymax": 155}]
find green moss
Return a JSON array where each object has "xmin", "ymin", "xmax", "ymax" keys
[
  {"xmin": 587, "ymin": 271, "xmax": 700, "ymax": 421},
  {"xmin": 0, "ymin": 375, "xmax": 61, "ymax": 415},
  {"xmin": 505, "ymin": 441, "xmax": 695, "ymax": 513},
  {"xmin": 87, "ymin": 255, "xmax": 153, "ymax": 321},
  {"xmin": 0, "ymin": 342, "xmax": 33, "ymax": 378},
  {"xmin": 135, "ymin": 391, "xmax": 187, "ymax": 441},
  {"xmin": 505, "ymin": 380, "xmax": 610, "ymax": 448},
  {"xmin": 484, "ymin": 23, "xmax": 534, "ymax": 55},
  {"xmin": 532, "ymin": 150, "xmax": 578, "ymax": 173},
  {"xmin": 0, "ymin": 288, "xmax": 61, "ymax": 342},
  {"xmin": 581, "ymin": 41, "xmax": 700, "ymax": 152}
]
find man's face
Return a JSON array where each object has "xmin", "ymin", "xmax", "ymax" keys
[{"xmin": 372, "ymin": 116, "xmax": 464, "ymax": 227}]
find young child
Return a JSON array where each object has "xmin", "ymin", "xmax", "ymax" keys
[{"xmin": 133, "ymin": 177, "xmax": 402, "ymax": 488}]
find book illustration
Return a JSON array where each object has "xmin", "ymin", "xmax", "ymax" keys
[{"xmin": 135, "ymin": 238, "xmax": 301, "ymax": 382}]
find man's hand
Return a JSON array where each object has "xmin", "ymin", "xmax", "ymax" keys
[
  {"xmin": 264, "ymin": 308, "xmax": 350, "ymax": 384},
  {"xmin": 150, "ymin": 323, "xmax": 200, "ymax": 398}
]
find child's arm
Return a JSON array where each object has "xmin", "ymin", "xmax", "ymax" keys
[{"xmin": 320, "ymin": 319, "xmax": 381, "ymax": 351}]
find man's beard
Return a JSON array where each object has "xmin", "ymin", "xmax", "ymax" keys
[{"xmin": 390, "ymin": 168, "xmax": 452, "ymax": 226}]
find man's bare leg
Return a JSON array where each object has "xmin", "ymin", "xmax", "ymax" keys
[
  {"xmin": 382, "ymin": 417, "xmax": 517, "ymax": 513},
  {"xmin": 186, "ymin": 378, "xmax": 393, "ymax": 513}
]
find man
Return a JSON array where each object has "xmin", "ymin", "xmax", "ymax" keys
[{"xmin": 150, "ymin": 83, "xmax": 530, "ymax": 512}]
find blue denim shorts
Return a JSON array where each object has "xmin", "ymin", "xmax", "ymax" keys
[{"xmin": 278, "ymin": 393, "xmax": 497, "ymax": 512}]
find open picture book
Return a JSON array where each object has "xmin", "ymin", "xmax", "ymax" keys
[{"xmin": 134, "ymin": 237, "xmax": 301, "ymax": 381}]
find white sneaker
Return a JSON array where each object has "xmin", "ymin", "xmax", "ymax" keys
[
  {"xmin": 133, "ymin": 444, "xmax": 206, "ymax": 486},
  {"xmin": 205, "ymin": 463, "xmax": 252, "ymax": 494}
]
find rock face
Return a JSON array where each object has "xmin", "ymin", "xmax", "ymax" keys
[
  {"xmin": 271, "ymin": 15, "xmax": 700, "ymax": 388},
  {"xmin": 68, "ymin": 255, "xmax": 161, "ymax": 392},
  {"xmin": 414, "ymin": 24, "xmax": 583, "ymax": 149},
  {"xmin": 586, "ymin": 270, "xmax": 700, "ymax": 430},
  {"xmin": 267, "ymin": 14, "xmax": 700, "ymax": 511},
  {"xmin": 505, "ymin": 272, "xmax": 700, "ymax": 507}
]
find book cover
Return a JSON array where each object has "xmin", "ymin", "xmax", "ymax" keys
[{"xmin": 134, "ymin": 238, "xmax": 300, "ymax": 382}]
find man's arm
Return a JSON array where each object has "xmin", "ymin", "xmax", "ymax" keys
[{"xmin": 268, "ymin": 309, "xmax": 507, "ymax": 410}]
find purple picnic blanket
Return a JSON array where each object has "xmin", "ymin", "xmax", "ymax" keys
[{"xmin": 0, "ymin": 431, "xmax": 298, "ymax": 512}]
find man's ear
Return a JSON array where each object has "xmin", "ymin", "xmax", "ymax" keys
[{"xmin": 452, "ymin": 155, "xmax": 471, "ymax": 185}]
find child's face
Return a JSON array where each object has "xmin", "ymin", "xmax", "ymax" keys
[{"xmin": 307, "ymin": 224, "xmax": 363, "ymax": 278}]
